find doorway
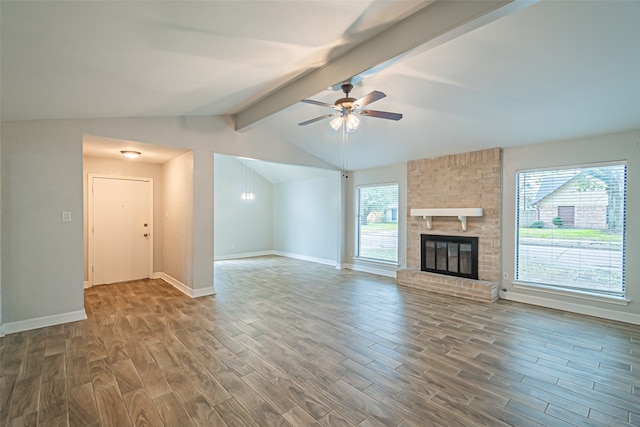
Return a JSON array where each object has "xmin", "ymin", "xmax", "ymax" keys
[{"xmin": 88, "ymin": 174, "xmax": 153, "ymax": 285}]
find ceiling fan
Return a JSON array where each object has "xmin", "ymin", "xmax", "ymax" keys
[{"xmin": 298, "ymin": 82, "xmax": 402, "ymax": 133}]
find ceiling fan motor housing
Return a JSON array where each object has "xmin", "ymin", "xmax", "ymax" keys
[
  {"xmin": 336, "ymin": 83, "xmax": 356, "ymax": 109},
  {"xmin": 335, "ymin": 97, "xmax": 356, "ymax": 109}
]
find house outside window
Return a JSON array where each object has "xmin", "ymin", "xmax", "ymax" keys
[
  {"xmin": 516, "ymin": 163, "xmax": 626, "ymax": 297},
  {"xmin": 356, "ymin": 184, "xmax": 399, "ymax": 263}
]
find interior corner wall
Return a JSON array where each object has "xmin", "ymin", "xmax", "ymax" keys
[
  {"xmin": 272, "ymin": 173, "xmax": 340, "ymax": 265},
  {"xmin": 1, "ymin": 121, "xmax": 85, "ymax": 324},
  {"xmin": 214, "ymin": 155, "xmax": 273, "ymax": 258},
  {"xmin": 83, "ymin": 156, "xmax": 165, "ymax": 282},
  {"xmin": 192, "ymin": 150, "xmax": 214, "ymax": 292},
  {"xmin": 501, "ymin": 129, "xmax": 640, "ymax": 324},
  {"xmin": 162, "ymin": 151, "xmax": 194, "ymax": 288}
]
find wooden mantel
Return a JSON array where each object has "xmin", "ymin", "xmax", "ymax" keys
[{"xmin": 410, "ymin": 208, "xmax": 483, "ymax": 231}]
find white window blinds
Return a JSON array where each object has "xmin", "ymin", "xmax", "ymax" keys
[
  {"xmin": 356, "ymin": 184, "xmax": 399, "ymax": 263},
  {"xmin": 516, "ymin": 164, "xmax": 626, "ymax": 297}
]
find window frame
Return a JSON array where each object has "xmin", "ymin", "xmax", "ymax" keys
[
  {"xmin": 514, "ymin": 161, "xmax": 627, "ymax": 299},
  {"xmin": 355, "ymin": 182, "xmax": 399, "ymax": 264}
]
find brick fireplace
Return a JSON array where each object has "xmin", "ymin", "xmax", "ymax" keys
[{"xmin": 397, "ymin": 148, "xmax": 501, "ymax": 302}]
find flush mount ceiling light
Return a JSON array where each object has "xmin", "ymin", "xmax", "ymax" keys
[{"xmin": 120, "ymin": 150, "xmax": 141, "ymax": 159}]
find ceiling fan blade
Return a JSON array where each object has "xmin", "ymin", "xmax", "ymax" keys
[
  {"xmin": 301, "ymin": 99, "xmax": 337, "ymax": 109},
  {"xmin": 298, "ymin": 114, "xmax": 336, "ymax": 126},
  {"xmin": 358, "ymin": 109, "xmax": 403, "ymax": 121},
  {"xmin": 353, "ymin": 90, "xmax": 386, "ymax": 108}
]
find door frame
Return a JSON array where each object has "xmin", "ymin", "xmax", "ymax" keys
[{"xmin": 88, "ymin": 173, "xmax": 154, "ymax": 286}]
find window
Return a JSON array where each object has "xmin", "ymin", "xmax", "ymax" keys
[
  {"xmin": 356, "ymin": 183, "xmax": 399, "ymax": 263},
  {"xmin": 516, "ymin": 163, "xmax": 626, "ymax": 297}
]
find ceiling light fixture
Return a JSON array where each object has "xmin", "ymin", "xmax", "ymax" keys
[
  {"xmin": 121, "ymin": 150, "xmax": 141, "ymax": 159},
  {"xmin": 241, "ymin": 164, "xmax": 255, "ymax": 201},
  {"xmin": 329, "ymin": 112, "xmax": 359, "ymax": 133},
  {"xmin": 345, "ymin": 113, "xmax": 360, "ymax": 133},
  {"xmin": 329, "ymin": 116, "xmax": 343, "ymax": 131}
]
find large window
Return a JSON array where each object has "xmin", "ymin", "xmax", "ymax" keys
[
  {"xmin": 516, "ymin": 163, "xmax": 626, "ymax": 297},
  {"xmin": 356, "ymin": 184, "xmax": 399, "ymax": 263}
]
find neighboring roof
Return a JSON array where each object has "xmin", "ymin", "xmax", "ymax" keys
[{"xmin": 532, "ymin": 173, "xmax": 579, "ymax": 206}]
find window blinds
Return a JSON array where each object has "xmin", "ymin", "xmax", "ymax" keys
[{"xmin": 515, "ymin": 164, "xmax": 626, "ymax": 297}]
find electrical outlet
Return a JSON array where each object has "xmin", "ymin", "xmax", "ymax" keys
[
  {"xmin": 503, "ymin": 272, "xmax": 508, "ymax": 280},
  {"xmin": 62, "ymin": 211, "xmax": 71, "ymax": 222}
]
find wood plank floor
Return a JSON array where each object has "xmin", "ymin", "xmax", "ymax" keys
[{"xmin": 1, "ymin": 255, "xmax": 639, "ymax": 426}]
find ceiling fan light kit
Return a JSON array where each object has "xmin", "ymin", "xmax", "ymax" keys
[
  {"xmin": 330, "ymin": 112, "xmax": 360, "ymax": 133},
  {"xmin": 329, "ymin": 116, "xmax": 343, "ymax": 131},
  {"xmin": 299, "ymin": 82, "xmax": 402, "ymax": 132}
]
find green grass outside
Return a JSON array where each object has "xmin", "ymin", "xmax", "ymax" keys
[
  {"xmin": 361, "ymin": 222, "xmax": 398, "ymax": 232},
  {"xmin": 359, "ymin": 248, "xmax": 398, "ymax": 263},
  {"xmin": 359, "ymin": 222, "xmax": 398, "ymax": 262},
  {"xmin": 518, "ymin": 227, "xmax": 623, "ymax": 242}
]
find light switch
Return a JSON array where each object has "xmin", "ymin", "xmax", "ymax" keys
[{"xmin": 62, "ymin": 211, "xmax": 71, "ymax": 222}]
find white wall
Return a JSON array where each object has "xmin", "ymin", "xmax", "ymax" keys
[
  {"xmin": 83, "ymin": 156, "xmax": 165, "ymax": 281},
  {"xmin": 192, "ymin": 150, "xmax": 215, "ymax": 294},
  {"xmin": 1, "ymin": 121, "xmax": 85, "ymax": 328},
  {"xmin": 214, "ymin": 154, "xmax": 340, "ymax": 265},
  {"xmin": 345, "ymin": 162, "xmax": 407, "ymax": 277},
  {"xmin": 214, "ymin": 155, "xmax": 273, "ymax": 258},
  {"xmin": 162, "ymin": 151, "xmax": 194, "ymax": 287},
  {"xmin": 272, "ymin": 172, "xmax": 340, "ymax": 265},
  {"xmin": 501, "ymin": 129, "xmax": 640, "ymax": 324}
]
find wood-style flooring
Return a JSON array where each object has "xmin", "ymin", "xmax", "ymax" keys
[{"xmin": 1, "ymin": 255, "xmax": 639, "ymax": 426}]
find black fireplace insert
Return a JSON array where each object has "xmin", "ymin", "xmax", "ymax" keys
[{"xmin": 420, "ymin": 234, "xmax": 478, "ymax": 280}]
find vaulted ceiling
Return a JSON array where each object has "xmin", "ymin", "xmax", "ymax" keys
[{"xmin": 2, "ymin": 1, "xmax": 639, "ymax": 170}]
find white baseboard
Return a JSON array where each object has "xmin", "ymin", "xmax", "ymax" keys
[
  {"xmin": 2, "ymin": 309, "xmax": 88, "ymax": 335},
  {"xmin": 83, "ymin": 281, "xmax": 91, "ymax": 289},
  {"xmin": 500, "ymin": 291, "xmax": 640, "ymax": 325},
  {"xmin": 214, "ymin": 251, "xmax": 273, "ymax": 261},
  {"xmin": 272, "ymin": 251, "xmax": 337, "ymax": 267},
  {"xmin": 344, "ymin": 262, "xmax": 397, "ymax": 278},
  {"xmin": 215, "ymin": 250, "xmax": 338, "ymax": 268},
  {"xmin": 156, "ymin": 272, "xmax": 215, "ymax": 298}
]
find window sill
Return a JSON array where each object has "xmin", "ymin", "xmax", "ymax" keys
[
  {"xmin": 512, "ymin": 282, "xmax": 630, "ymax": 305},
  {"xmin": 353, "ymin": 257, "xmax": 398, "ymax": 268}
]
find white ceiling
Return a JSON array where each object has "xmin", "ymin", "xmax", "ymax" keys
[
  {"xmin": 83, "ymin": 134, "xmax": 189, "ymax": 164},
  {"xmin": 2, "ymin": 0, "xmax": 640, "ymax": 172},
  {"xmin": 233, "ymin": 156, "xmax": 338, "ymax": 184}
]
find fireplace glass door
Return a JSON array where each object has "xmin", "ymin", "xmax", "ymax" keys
[{"xmin": 421, "ymin": 235, "xmax": 478, "ymax": 279}]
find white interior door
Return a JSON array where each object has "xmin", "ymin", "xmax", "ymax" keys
[{"xmin": 90, "ymin": 175, "xmax": 153, "ymax": 285}]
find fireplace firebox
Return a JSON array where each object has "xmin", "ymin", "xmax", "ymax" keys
[{"xmin": 420, "ymin": 234, "xmax": 478, "ymax": 280}]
